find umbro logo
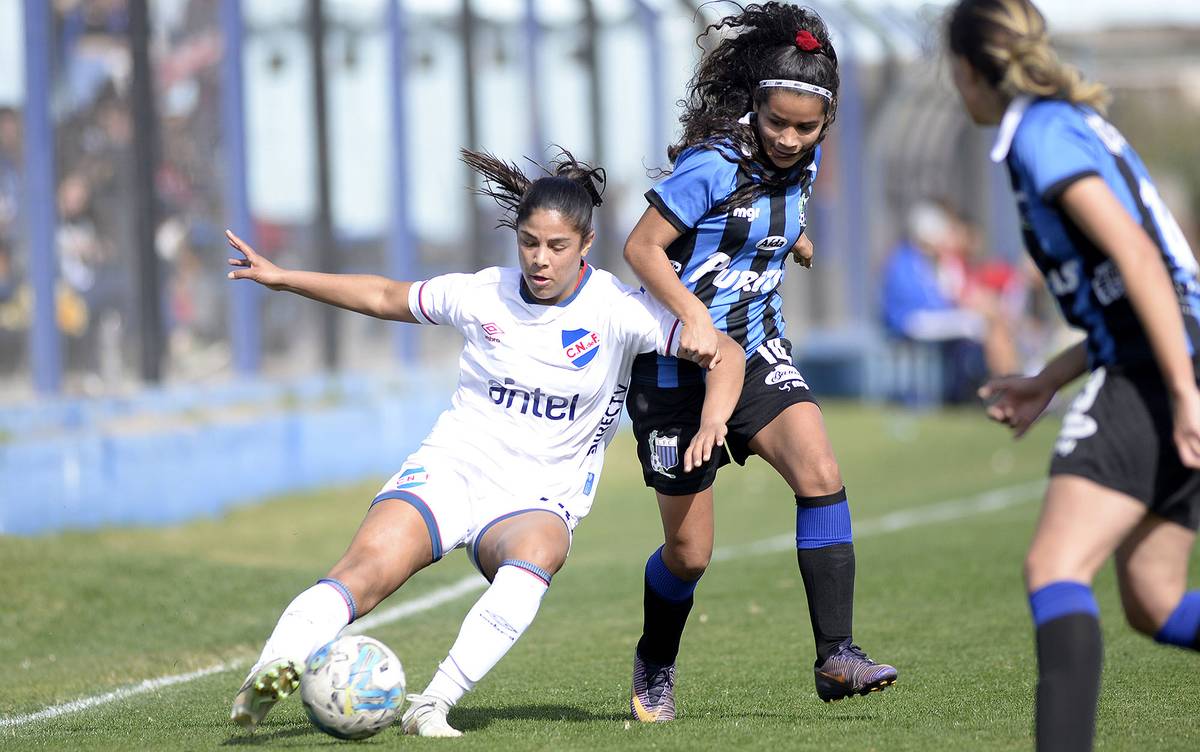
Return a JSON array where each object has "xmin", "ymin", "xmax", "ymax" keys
[{"xmin": 482, "ymin": 322, "xmax": 504, "ymax": 343}]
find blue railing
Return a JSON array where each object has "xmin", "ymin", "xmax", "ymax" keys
[{"xmin": 0, "ymin": 371, "xmax": 449, "ymax": 534}]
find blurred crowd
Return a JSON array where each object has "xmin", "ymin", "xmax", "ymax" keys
[
  {"xmin": 0, "ymin": 0, "xmax": 230, "ymax": 386},
  {"xmin": 0, "ymin": 2, "xmax": 1178, "ymax": 404}
]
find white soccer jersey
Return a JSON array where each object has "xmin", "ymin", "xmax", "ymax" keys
[{"xmin": 407, "ymin": 264, "xmax": 682, "ymax": 522}]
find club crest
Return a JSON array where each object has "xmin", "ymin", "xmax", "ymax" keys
[
  {"xmin": 392, "ymin": 465, "xmax": 429, "ymax": 490},
  {"xmin": 648, "ymin": 429, "xmax": 679, "ymax": 478},
  {"xmin": 562, "ymin": 328, "xmax": 600, "ymax": 368}
]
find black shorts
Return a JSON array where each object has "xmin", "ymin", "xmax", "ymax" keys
[
  {"xmin": 628, "ymin": 337, "xmax": 818, "ymax": 495},
  {"xmin": 1049, "ymin": 364, "xmax": 1200, "ymax": 531}
]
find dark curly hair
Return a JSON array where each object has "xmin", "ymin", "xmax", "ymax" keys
[
  {"xmin": 460, "ymin": 147, "xmax": 606, "ymax": 237},
  {"xmin": 668, "ymin": 3, "xmax": 839, "ymax": 206}
]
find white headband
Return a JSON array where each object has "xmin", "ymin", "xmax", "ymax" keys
[{"xmin": 757, "ymin": 79, "xmax": 833, "ymax": 101}]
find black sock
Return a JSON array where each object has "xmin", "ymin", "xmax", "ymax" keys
[
  {"xmin": 795, "ymin": 489, "xmax": 855, "ymax": 663},
  {"xmin": 635, "ymin": 546, "xmax": 699, "ymax": 666},
  {"xmin": 797, "ymin": 543, "xmax": 855, "ymax": 663},
  {"xmin": 637, "ymin": 586, "xmax": 694, "ymax": 666},
  {"xmin": 1035, "ymin": 612, "xmax": 1103, "ymax": 752}
]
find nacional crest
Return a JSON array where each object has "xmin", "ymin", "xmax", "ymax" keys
[
  {"xmin": 648, "ymin": 429, "xmax": 679, "ymax": 479},
  {"xmin": 393, "ymin": 464, "xmax": 429, "ymax": 490},
  {"xmin": 562, "ymin": 328, "xmax": 600, "ymax": 368}
]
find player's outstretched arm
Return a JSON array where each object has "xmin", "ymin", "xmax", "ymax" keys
[
  {"xmin": 225, "ymin": 229, "xmax": 418, "ymax": 323},
  {"xmin": 682, "ymin": 333, "xmax": 744, "ymax": 472},
  {"xmin": 1059, "ymin": 178, "xmax": 1200, "ymax": 467},
  {"xmin": 625, "ymin": 207, "xmax": 722, "ymax": 369}
]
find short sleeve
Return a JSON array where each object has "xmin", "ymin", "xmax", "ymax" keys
[
  {"xmin": 1011, "ymin": 108, "xmax": 1103, "ymax": 202},
  {"xmin": 407, "ymin": 273, "xmax": 474, "ymax": 329},
  {"xmin": 620, "ymin": 290, "xmax": 683, "ymax": 357},
  {"xmin": 645, "ymin": 147, "xmax": 740, "ymax": 233}
]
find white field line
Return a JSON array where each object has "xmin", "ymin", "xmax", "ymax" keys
[
  {"xmin": 1, "ymin": 480, "xmax": 1044, "ymax": 729},
  {"xmin": 0, "ymin": 574, "xmax": 487, "ymax": 730},
  {"xmin": 712, "ymin": 479, "xmax": 1045, "ymax": 562},
  {"xmin": 0, "ymin": 662, "xmax": 236, "ymax": 729}
]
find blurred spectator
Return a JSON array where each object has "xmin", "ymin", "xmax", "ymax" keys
[
  {"xmin": 0, "ymin": 107, "xmax": 19, "ymax": 246},
  {"xmin": 0, "ymin": 237, "xmax": 21, "ymax": 373},
  {"xmin": 935, "ymin": 202, "xmax": 1023, "ymax": 377},
  {"xmin": 880, "ymin": 200, "xmax": 1013, "ymax": 403}
]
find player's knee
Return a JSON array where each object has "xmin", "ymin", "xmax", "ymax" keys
[
  {"xmin": 795, "ymin": 458, "xmax": 842, "ymax": 497},
  {"xmin": 1023, "ymin": 547, "xmax": 1058, "ymax": 589},
  {"xmin": 497, "ymin": 540, "xmax": 567, "ymax": 576},
  {"xmin": 1121, "ymin": 604, "xmax": 1158, "ymax": 636},
  {"xmin": 662, "ymin": 541, "xmax": 710, "ymax": 580}
]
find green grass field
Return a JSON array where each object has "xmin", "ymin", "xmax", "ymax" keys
[{"xmin": 2, "ymin": 403, "xmax": 1198, "ymax": 750}]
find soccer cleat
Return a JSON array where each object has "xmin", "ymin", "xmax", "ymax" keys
[
  {"xmin": 630, "ymin": 651, "xmax": 677, "ymax": 722},
  {"xmin": 813, "ymin": 640, "xmax": 898, "ymax": 702},
  {"xmin": 230, "ymin": 659, "xmax": 301, "ymax": 732},
  {"xmin": 401, "ymin": 693, "xmax": 463, "ymax": 738}
]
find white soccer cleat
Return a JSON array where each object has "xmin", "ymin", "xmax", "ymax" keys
[
  {"xmin": 230, "ymin": 659, "xmax": 301, "ymax": 732},
  {"xmin": 401, "ymin": 693, "xmax": 463, "ymax": 738}
]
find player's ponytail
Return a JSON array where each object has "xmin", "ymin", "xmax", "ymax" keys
[
  {"xmin": 947, "ymin": 0, "xmax": 1109, "ymax": 112},
  {"xmin": 461, "ymin": 147, "xmax": 605, "ymax": 236}
]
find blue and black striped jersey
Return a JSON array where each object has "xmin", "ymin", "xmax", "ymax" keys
[
  {"xmin": 995, "ymin": 96, "xmax": 1200, "ymax": 370},
  {"xmin": 633, "ymin": 141, "xmax": 820, "ymax": 386}
]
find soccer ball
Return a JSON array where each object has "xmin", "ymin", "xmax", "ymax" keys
[{"xmin": 300, "ymin": 634, "xmax": 406, "ymax": 740}]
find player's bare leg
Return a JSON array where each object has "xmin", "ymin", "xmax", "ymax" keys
[
  {"xmin": 1114, "ymin": 513, "xmax": 1194, "ymax": 636},
  {"xmin": 404, "ymin": 511, "xmax": 569, "ymax": 737},
  {"xmin": 232, "ymin": 501, "xmax": 433, "ymax": 732}
]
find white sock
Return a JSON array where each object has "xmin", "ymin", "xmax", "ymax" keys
[
  {"xmin": 422, "ymin": 563, "xmax": 550, "ymax": 706},
  {"xmin": 250, "ymin": 580, "xmax": 353, "ymax": 676}
]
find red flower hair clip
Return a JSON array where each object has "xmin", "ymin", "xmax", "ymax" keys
[{"xmin": 795, "ymin": 30, "xmax": 821, "ymax": 51}]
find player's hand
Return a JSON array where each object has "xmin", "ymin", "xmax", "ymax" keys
[
  {"xmin": 790, "ymin": 233, "xmax": 814, "ymax": 269},
  {"xmin": 226, "ymin": 229, "xmax": 286, "ymax": 289},
  {"xmin": 683, "ymin": 419, "xmax": 727, "ymax": 473},
  {"xmin": 678, "ymin": 316, "xmax": 722, "ymax": 369},
  {"xmin": 978, "ymin": 374, "xmax": 1055, "ymax": 439},
  {"xmin": 1171, "ymin": 386, "xmax": 1200, "ymax": 469}
]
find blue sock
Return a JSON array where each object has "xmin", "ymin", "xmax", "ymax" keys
[
  {"xmin": 1028, "ymin": 581, "xmax": 1098, "ymax": 627},
  {"xmin": 644, "ymin": 545, "xmax": 699, "ymax": 602},
  {"xmin": 1155, "ymin": 591, "xmax": 1200, "ymax": 650},
  {"xmin": 795, "ymin": 489, "xmax": 853, "ymax": 549}
]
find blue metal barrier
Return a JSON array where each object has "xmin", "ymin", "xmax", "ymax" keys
[{"xmin": 0, "ymin": 372, "xmax": 449, "ymax": 535}]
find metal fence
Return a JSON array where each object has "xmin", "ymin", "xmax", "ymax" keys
[{"xmin": 1, "ymin": 0, "xmax": 1197, "ymax": 400}]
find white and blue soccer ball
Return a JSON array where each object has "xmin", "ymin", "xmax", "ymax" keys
[{"xmin": 300, "ymin": 634, "xmax": 406, "ymax": 740}]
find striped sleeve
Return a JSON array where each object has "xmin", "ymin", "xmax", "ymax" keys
[{"xmin": 646, "ymin": 146, "xmax": 740, "ymax": 232}]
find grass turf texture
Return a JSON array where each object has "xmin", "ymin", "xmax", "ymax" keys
[{"xmin": 2, "ymin": 403, "xmax": 1198, "ymax": 750}]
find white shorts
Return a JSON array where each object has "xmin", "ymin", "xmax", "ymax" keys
[{"xmin": 371, "ymin": 447, "xmax": 578, "ymax": 576}]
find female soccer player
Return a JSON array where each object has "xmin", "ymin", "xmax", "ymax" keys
[
  {"xmin": 226, "ymin": 149, "xmax": 744, "ymax": 737},
  {"xmin": 947, "ymin": 1, "xmax": 1200, "ymax": 749},
  {"xmin": 621, "ymin": 3, "xmax": 895, "ymax": 721}
]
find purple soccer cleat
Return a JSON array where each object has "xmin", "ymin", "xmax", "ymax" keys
[
  {"xmin": 631, "ymin": 651, "xmax": 677, "ymax": 722},
  {"xmin": 814, "ymin": 640, "xmax": 898, "ymax": 702}
]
